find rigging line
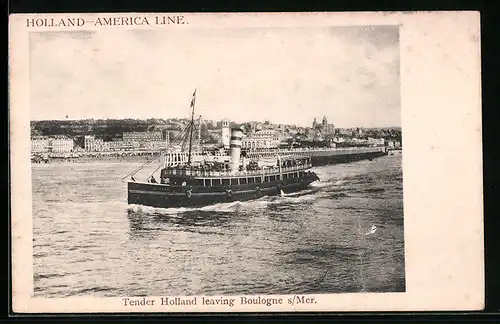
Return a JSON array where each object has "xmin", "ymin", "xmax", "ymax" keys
[
  {"xmin": 124, "ymin": 157, "xmax": 156, "ymax": 178},
  {"xmin": 181, "ymin": 120, "xmax": 193, "ymax": 152},
  {"xmin": 120, "ymin": 154, "xmax": 161, "ymax": 181},
  {"xmin": 148, "ymin": 162, "xmax": 163, "ymax": 180},
  {"xmin": 181, "ymin": 130, "xmax": 189, "ymax": 152},
  {"xmin": 174, "ymin": 122, "xmax": 191, "ymax": 145},
  {"xmin": 167, "ymin": 128, "xmax": 186, "ymax": 148},
  {"xmin": 122, "ymin": 113, "xmax": 197, "ymax": 181},
  {"xmin": 180, "ymin": 124, "xmax": 191, "ymax": 144},
  {"xmin": 165, "ymin": 126, "xmax": 191, "ymax": 152},
  {"xmin": 168, "ymin": 124, "xmax": 187, "ymax": 143},
  {"xmin": 122, "ymin": 144, "xmax": 176, "ymax": 180}
]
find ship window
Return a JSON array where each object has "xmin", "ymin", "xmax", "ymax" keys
[
  {"xmin": 196, "ymin": 179, "xmax": 204, "ymax": 186},
  {"xmin": 204, "ymin": 179, "xmax": 210, "ymax": 187},
  {"xmin": 240, "ymin": 178, "xmax": 247, "ymax": 185},
  {"xmin": 248, "ymin": 177, "xmax": 255, "ymax": 184},
  {"xmin": 214, "ymin": 179, "xmax": 222, "ymax": 186},
  {"xmin": 299, "ymin": 171, "xmax": 304, "ymax": 177},
  {"xmin": 231, "ymin": 178, "xmax": 238, "ymax": 186},
  {"xmin": 222, "ymin": 178, "xmax": 230, "ymax": 186},
  {"xmin": 256, "ymin": 177, "xmax": 262, "ymax": 183},
  {"xmin": 270, "ymin": 175, "xmax": 276, "ymax": 181},
  {"xmin": 283, "ymin": 173, "xmax": 288, "ymax": 180}
]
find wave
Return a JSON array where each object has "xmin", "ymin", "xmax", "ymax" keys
[
  {"xmin": 70, "ymin": 286, "xmax": 116, "ymax": 296},
  {"xmin": 128, "ymin": 200, "xmax": 247, "ymax": 215},
  {"xmin": 34, "ymin": 273, "xmax": 67, "ymax": 280},
  {"xmin": 328, "ymin": 192, "xmax": 350, "ymax": 199},
  {"xmin": 309, "ymin": 179, "xmax": 347, "ymax": 188},
  {"xmin": 360, "ymin": 187, "xmax": 386, "ymax": 193}
]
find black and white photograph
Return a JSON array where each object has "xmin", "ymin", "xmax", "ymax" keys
[
  {"xmin": 10, "ymin": 12, "xmax": 483, "ymax": 313},
  {"xmin": 28, "ymin": 22, "xmax": 404, "ymax": 298}
]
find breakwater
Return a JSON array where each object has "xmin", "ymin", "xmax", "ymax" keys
[{"xmin": 245, "ymin": 147, "xmax": 389, "ymax": 167}]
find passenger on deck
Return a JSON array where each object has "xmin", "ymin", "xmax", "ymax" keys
[
  {"xmin": 150, "ymin": 176, "xmax": 157, "ymax": 183},
  {"xmin": 131, "ymin": 176, "xmax": 136, "ymax": 182}
]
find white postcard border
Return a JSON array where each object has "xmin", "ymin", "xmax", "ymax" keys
[{"xmin": 9, "ymin": 11, "xmax": 483, "ymax": 313}]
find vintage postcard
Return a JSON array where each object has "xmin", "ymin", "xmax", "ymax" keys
[{"xmin": 9, "ymin": 11, "xmax": 483, "ymax": 313}]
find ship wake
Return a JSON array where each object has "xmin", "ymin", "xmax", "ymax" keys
[{"xmin": 127, "ymin": 189, "xmax": 319, "ymax": 215}]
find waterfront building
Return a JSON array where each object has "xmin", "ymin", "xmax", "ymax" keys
[
  {"xmin": 84, "ymin": 131, "xmax": 168, "ymax": 152},
  {"xmin": 123, "ymin": 131, "xmax": 163, "ymax": 142},
  {"xmin": 242, "ymin": 129, "xmax": 281, "ymax": 149},
  {"xmin": 367, "ymin": 137, "xmax": 385, "ymax": 147},
  {"xmin": 31, "ymin": 135, "xmax": 74, "ymax": 153},
  {"xmin": 51, "ymin": 135, "xmax": 74, "ymax": 153},
  {"xmin": 121, "ymin": 131, "xmax": 165, "ymax": 150},
  {"xmin": 84, "ymin": 135, "xmax": 105, "ymax": 151},
  {"xmin": 386, "ymin": 140, "xmax": 402, "ymax": 148},
  {"xmin": 31, "ymin": 136, "xmax": 50, "ymax": 153}
]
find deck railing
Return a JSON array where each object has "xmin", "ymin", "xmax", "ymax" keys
[{"xmin": 163, "ymin": 163, "xmax": 312, "ymax": 178}]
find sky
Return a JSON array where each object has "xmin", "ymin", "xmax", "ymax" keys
[{"xmin": 29, "ymin": 26, "xmax": 400, "ymax": 128}]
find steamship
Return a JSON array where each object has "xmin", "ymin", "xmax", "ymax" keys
[{"xmin": 126, "ymin": 90, "xmax": 320, "ymax": 209}]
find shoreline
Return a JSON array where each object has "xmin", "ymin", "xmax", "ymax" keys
[
  {"xmin": 32, "ymin": 155, "xmax": 160, "ymax": 164},
  {"xmin": 31, "ymin": 147, "xmax": 401, "ymax": 165},
  {"xmin": 31, "ymin": 151, "xmax": 401, "ymax": 166}
]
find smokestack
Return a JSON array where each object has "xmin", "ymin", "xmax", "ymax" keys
[{"xmin": 230, "ymin": 128, "xmax": 243, "ymax": 171}]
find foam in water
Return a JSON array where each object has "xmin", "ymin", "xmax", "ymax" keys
[
  {"xmin": 127, "ymin": 189, "xmax": 320, "ymax": 215},
  {"xmin": 309, "ymin": 180, "xmax": 334, "ymax": 188},
  {"xmin": 366, "ymin": 225, "xmax": 378, "ymax": 235}
]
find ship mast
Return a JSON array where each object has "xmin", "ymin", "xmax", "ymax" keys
[
  {"xmin": 187, "ymin": 89, "xmax": 196, "ymax": 165},
  {"xmin": 198, "ymin": 115, "xmax": 202, "ymax": 146}
]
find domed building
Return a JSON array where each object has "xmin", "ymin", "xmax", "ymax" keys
[{"xmin": 312, "ymin": 116, "xmax": 335, "ymax": 136}]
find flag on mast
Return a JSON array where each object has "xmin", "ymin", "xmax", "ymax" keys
[{"xmin": 190, "ymin": 89, "xmax": 196, "ymax": 108}]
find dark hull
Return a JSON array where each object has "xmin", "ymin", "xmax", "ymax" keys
[{"xmin": 128, "ymin": 174, "xmax": 319, "ymax": 209}]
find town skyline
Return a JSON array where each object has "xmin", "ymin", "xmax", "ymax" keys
[
  {"xmin": 29, "ymin": 26, "xmax": 400, "ymax": 128},
  {"xmin": 29, "ymin": 115, "xmax": 402, "ymax": 129}
]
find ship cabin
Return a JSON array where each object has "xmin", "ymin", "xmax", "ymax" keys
[{"xmin": 159, "ymin": 155, "xmax": 313, "ymax": 189}]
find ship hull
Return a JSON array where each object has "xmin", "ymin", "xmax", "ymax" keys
[{"xmin": 128, "ymin": 173, "xmax": 319, "ymax": 209}]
